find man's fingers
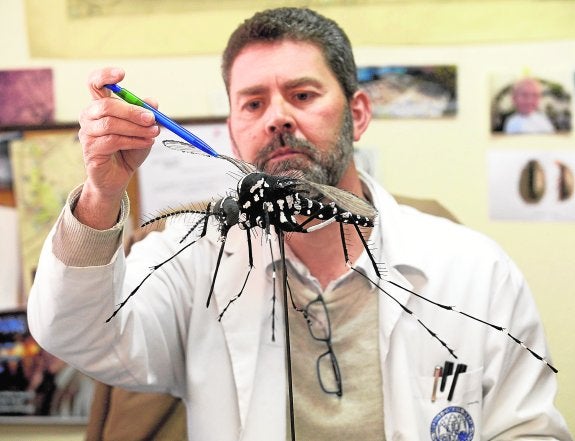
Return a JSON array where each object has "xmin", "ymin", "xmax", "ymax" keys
[
  {"xmin": 80, "ymin": 97, "xmax": 156, "ymax": 129},
  {"xmin": 82, "ymin": 133, "xmax": 156, "ymax": 157},
  {"xmin": 88, "ymin": 67, "xmax": 126, "ymax": 100}
]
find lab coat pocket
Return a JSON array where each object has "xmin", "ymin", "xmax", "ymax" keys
[{"xmin": 414, "ymin": 367, "xmax": 483, "ymax": 440}]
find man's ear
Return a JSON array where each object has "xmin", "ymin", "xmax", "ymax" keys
[{"xmin": 350, "ymin": 89, "xmax": 372, "ymax": 142}]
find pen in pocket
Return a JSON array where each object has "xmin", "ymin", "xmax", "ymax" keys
[
  {"xmin": 431, "ymin": 365, "xmax": 442, "ymax": 402},
  {"xmin": 447, "ymin": 363, "xmax": 468, "ymax": 401}
]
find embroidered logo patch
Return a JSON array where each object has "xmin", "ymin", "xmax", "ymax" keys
[{"xmin": 430, "ymin": 406, "xmax": 475, "ymax": 441}]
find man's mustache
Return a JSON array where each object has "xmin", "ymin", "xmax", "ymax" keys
[{"xmin": 254, "ymin": 133, "xmax": 319, "ymax": 166}]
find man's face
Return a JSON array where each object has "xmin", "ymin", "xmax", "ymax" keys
[
  {"xmin": 513, "ymin": 79, "xmax": 542, "ymax": 116},
  {"xmin": 226, "ymin": 40, "xmax": 356, "ymax": 187}
]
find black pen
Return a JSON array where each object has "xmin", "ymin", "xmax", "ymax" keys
[
  {"xmin": 447, "ymin": 363, "xmax": 467, "ymax": 401},
  {"xmin": 440, "ymin": 361, "xmax": 454, "ymax": 392}
]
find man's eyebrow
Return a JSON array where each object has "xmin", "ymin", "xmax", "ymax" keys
[
  {"xmin": 284, "ymin": 77, "xmax": 324, "ymax": 90},
  {"xmin": 236, "ymin": 85, "xmax": 267, "ymax": 97},
  {"xmin": 236, "ymin": 77, "xmax": 324, "ymax": 97}
]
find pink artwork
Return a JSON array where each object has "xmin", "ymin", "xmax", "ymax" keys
[{"xmin": 0, "ymin": 69, "xmax": 55, "ymax": 127}]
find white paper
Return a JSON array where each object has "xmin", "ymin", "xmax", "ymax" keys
[
  {"xmin": 488, "ymin": 150, "xmax": 575, "ymax": 221},
  {"xmin": 138, "ymin": 124, "xmax": 236, "ymax": 219}
]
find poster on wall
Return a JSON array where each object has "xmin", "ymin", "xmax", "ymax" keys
[
  {"xmin": 489, "ymin": 71, "xmax": 572, "ymax": 135},
  {"xmin": 357, "ymin": 65, "xmax": 457, "ymax": 118},
  {"xmin": 0, "ymin": 310, "xmax": 93, "ymax": 422},
  {"xmin": 487, "ymin": 149, "xmax": 575, "ymax": 221},
  {"xmin": 0, "ymin": 69, "xmax": 54, "ymax": 128}
]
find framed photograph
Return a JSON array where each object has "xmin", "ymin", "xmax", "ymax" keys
[
  {"xmin": 0, "ymin": 309, "xmax": 94, "ymax": 423},
  {"xmin": 357, "ymin": 65, "xmax": 457, "ymax": 118},
  {"xmin": 490, "ymin": 72, "xmax": 572, "ymax": 135}
]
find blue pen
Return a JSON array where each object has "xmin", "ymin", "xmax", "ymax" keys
[{"xmin": 104, "ymin": 84, "xmax": 219, "ymax": 157}]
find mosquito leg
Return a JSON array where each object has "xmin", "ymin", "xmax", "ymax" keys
[
  {"xmin": 383, "ymin": 278, "xmax": 559, "ymax": 373},
  {"xmin": 267, "ymin": 237, "xmax": 278, "ymax": 342},
  {"xmin": 218, "ymin": 231, "xmax": 255, "ymax": 321},
  {"xmin": 345, "ymin": 225, "xmax": 557, "ymax": 373},
  {"xmin": 339, "ymin": 222, "xmax": 351, "ymax": 265},
  {"xmin": 352, "ymin": 223, "xmax": 383, "ymax": 278},
  {"xmin": 278, "ymin": 229, "xmax": 296, "ymax": 441},
  {"xmin": 338, "ymin": 220, "xmax": 458, "ymax": 358},
  {"xmin": 106, "ymin": 232, "xmax": 207, "ymax": 323},
  {"xmin": 206, "ymin": 235, "xmax": 228, "ymax": 309},
  {"xmin": 351, "ymin": 266, "xmax": 458, "ymax": 359}
]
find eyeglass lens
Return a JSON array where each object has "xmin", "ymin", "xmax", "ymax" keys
[{"xmin": 305, "ymin": 296, "xmax": 342, "ymax": 396}]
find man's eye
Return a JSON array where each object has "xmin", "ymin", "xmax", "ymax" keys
[
  {"xmin": 245, "ymin": 100, "xmax": 262, "ymax": 111},
  {"xmin": 295, "ymin": 92, "xmax": 310, "ymax": 101}
]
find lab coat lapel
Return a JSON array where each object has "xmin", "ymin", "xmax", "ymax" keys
[
  {"xmin": 209, "ymin": 226, "xmax": 269, "ymax": 430},
  {"xmin": 377, "ymin": 265, "xmax": 414, "ymax": 361}
]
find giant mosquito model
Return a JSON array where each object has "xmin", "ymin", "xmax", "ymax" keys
[
  {"xmin": 105, "ymin": 139, "xmax": 557, "ymax": 441},
  {"xmin": 107, "ymin": 139, "xmax": 557, "ymax": 373}
]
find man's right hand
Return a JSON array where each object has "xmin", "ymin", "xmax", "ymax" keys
[{"xmin": 76, "ymin": 67, "xmax": 160, "ymax": 229}]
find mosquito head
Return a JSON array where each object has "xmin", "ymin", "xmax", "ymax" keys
[{"xmin": 215, "ymin": 196, "xmax": 241, "ymax": 228}]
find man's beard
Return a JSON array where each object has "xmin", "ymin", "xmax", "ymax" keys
[{"xmin": 237, "ymin": 106, "xmax": 354, "ymax": 188}]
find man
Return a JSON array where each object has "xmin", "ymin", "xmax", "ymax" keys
[
  {"xmin": 28, "ymin": 8, "xmax": 571, "ymax": 440},
  {"xmin": 504, "ymin": 77, "xmax": 555, "ymax": 134}
]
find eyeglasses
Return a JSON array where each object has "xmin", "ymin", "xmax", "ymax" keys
[{"xmin": 302, "ymin": 295, "xmax": 343, "ymax": 397}]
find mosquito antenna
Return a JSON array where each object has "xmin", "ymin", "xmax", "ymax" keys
[
  {"xmin": 179, "ymin": 211, "xmax": 213, "ymax": 244},
  {"xmin": 140, "ymin": 206, "xmax": 197, "ymax": 228}
]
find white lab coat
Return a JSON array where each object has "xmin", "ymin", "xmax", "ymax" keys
[{"xmin": 28, "ymin": 173, "xmax": 571, "ymax": 440}]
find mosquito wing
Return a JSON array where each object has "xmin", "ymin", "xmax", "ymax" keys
[
  {"xmin": 162, "ymin": 140, "xmax": 256, "ymax": 175},
  {"xmin": 300, "ymin": 179, "xmax": 378, "ymax": 221}
]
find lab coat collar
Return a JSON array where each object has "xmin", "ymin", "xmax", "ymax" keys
[{"xmin": 359, "ymin": 170, "xmax": 429, "ymax": 275}]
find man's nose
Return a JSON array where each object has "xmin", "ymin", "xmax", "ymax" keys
[{"xmin": 266, "ymin": 99, "xmax": 295, "ymax": 135}]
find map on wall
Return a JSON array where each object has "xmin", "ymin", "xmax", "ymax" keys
[{"xmin": 10, "ymin": 132, "xmax": 86, "ymax": 296}]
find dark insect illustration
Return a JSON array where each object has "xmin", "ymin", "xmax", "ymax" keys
[{"xmin": 106, "ymin": 139, "xmax": 558, "ymax": 378}]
